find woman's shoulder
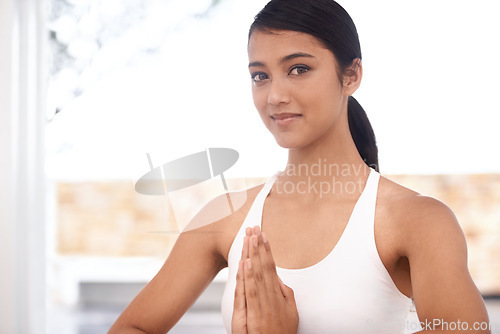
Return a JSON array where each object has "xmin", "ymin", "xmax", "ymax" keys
[
  {"xmin": 378, "ymin": 174, "xmax": 457, "ymax": 223},
  {"xmin": 378, "ymin": 174, "xmax": 465, "ymax": 255},
  {"xmin": 183, "ymin": 182, "xmax": 266, "ymax": 232},
  {"xmin": 182, "ymin": 181, "xmax": 267, "ymax": 263}
]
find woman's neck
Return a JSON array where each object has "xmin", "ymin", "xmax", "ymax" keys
[{"xmin": 276, "ymin": 114, "xmax": 372, "ymax": 200}]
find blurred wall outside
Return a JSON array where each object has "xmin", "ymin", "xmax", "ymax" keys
[{"xmin": 55, "ymin": 173, "xmax": 500, "ymax": 295}]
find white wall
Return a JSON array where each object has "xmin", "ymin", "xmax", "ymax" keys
[
  {"xmin": 44, "ymin": 0, "xmax": 500, "ymax": 180},
  {"xmin": 0, "ymin": 0, "xmax": 47, "ymax": 333}
]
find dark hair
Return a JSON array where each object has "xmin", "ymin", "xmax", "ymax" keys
[{"xmin": 249, "ymin": 0, "xmax": 379, "ymax": 172}]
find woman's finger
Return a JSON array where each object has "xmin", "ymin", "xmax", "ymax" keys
[
  {"xmin": 251, "ymin": 227, "xmax": 282, "ymax": 298},
  {"xmin": 249, "ymin": 234, "xmax": 270, "ymax": 304},
  {"xmin": 277, "ymin": 274, "xmax": 297, "ymax": 309},
  {"xmin": 241, "ymin": 235, "xmax": 249, "ymax": 261},
  {"xmin": 234, "ymin": 259, "xmax": 247, "ymax": 312},
  {"xmin": 243, "ymin": 257, "xmax": 261, "ymax": 321},
  {"xmin": 231, "ymin": 259, "xmax": 248, "ymax": 334},
  {"xmin": 256, "ymin": 231, "xmax": 279, "ymax": 299},
  {"xmin": 261, "ymin": 231, "xmax": 283, "ymax": 296}
]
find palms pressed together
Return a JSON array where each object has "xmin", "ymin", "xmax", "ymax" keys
[{"xmin": 231, "ymin": 226, "xmax": 299, "ymax": 334}]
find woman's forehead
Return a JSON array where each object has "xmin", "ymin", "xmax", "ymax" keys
[
  {"xmin": 248, "ymin": 30, "xmax": 331, "ymax": 62},
  {"xmin": 249, "ymin": 29, "xmax": 322, "ymax": 48}
]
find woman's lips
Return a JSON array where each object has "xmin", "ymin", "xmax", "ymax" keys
[{"xmin": 270, "ymin": 113, "xmax": 302, "ymax": 126}]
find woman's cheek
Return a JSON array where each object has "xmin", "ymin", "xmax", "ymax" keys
[
  {"xmin": 253, "ymin": 94, "xmax": 269, "ymax": 121},
  {"xmin": 252, "ymin": 91, "xmax": 266, "ymax": 113}
]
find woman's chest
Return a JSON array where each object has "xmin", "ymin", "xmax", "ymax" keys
[{"xmin": 220, "ymin": 187, "xmax": 412, "ymax": 298}]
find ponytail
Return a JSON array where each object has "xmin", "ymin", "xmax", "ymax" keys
[{"xmin": 347, "ymin": 96, "xmax": 379, "ymax": 172}]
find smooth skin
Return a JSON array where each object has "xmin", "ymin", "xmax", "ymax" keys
[{"xmin": 109, "ymin": 29, "xmax": 490, "ymax": 333}]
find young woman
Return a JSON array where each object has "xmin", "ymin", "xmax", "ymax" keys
[{"xmin": 110, "ymin": 0, "xmax": 490, "ymax": 333}]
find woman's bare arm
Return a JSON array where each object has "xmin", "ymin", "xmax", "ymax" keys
[
  {"xmin": 108, "ymin": 191, "xmax": 249, "ymax": 333},
  {"xmin": 403, "ymin": 196, "xmax": 490, "ymax": 333}
]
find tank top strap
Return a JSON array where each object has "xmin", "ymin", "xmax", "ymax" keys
[
  {"xmin": 326, "ymin": 167, "xmax": 379, "ymax": 265},
  {"xmin": 343, "ymin": 167, "xmax": 381, "ymax": 249},
  {"xmin": 362, "ymin": 168, "xmax": 381, "ymax": 239},
  {"xmin": 227, "ymin": 170, "xmax": 282, "ymax": 265},
  {"xmin": 258, "ymin": 170, "xmax": 282, "ymax": 202},
  {"xmin": 244, "ymin": 170, "xmax": 281, "ymax": 230}
]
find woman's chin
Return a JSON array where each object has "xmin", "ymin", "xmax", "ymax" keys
[{"xmin": 274, "ymin": 136, "xmax": 307, "ymax": 149}]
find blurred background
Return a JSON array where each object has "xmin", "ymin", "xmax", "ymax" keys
[{"xmin": 1, "ymin": 0, "xmax": 499, "ymax": 333}]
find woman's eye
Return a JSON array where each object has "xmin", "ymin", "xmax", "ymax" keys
[
  {"xmin": 251, "ymin": 72, "xmax": 269, "ymax": 83},
  {"xmin": 289, "ymin": 65, "xmax": 310, "ymax": 76}
]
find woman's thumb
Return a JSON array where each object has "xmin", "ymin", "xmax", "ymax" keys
[{"xmin": 277, "ymin": 275, "xmax": 296, "ymax": 306}]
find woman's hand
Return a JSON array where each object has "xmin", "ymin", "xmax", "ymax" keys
[
  {"xmin": 232, "ymin": 226, "xmax": 299, "ymax": 334},
  {"xmin": 231, "ymin": 235, "xmax": 249, "ymax": 334}
]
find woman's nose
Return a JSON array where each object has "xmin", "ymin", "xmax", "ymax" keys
[{"xmin": 267, "ymin": 79, "xmax": 291, "ymax": 106}]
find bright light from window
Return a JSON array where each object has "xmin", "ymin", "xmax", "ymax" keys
[{"xmin": 46, "ymin": 0, "xmax": 500, "ymax": 180}]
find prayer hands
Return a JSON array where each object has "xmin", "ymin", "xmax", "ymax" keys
[{"xmin": 231, "ymin": 226, "xmax": 299, "ymax": 334}]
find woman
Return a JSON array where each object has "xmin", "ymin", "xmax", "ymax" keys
[{"xmin": 110, "ymin": 0, "xmax": 490, "ymax": 333}]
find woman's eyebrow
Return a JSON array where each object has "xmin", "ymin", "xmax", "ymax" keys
[
  {"xmin": 279, "ymin": 52, "xmax": 314, "ymax": 64},
  {"xmin": 248, "ymin": 52, "xmax": 315, "ymax": 68}
]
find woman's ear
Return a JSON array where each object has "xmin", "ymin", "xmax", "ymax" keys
[{"xmin": 343, "ymin": 58, "xmax": 362, "ymax": 96}]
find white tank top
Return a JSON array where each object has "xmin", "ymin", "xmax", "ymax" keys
[{"xmin": 221, "ymin": 167, "xmax": 416, "ymax": 333}]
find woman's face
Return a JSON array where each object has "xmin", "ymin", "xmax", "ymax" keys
[{"xmin": 248, "ymin": 30, "xmax": 349, "ymax": 149}]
